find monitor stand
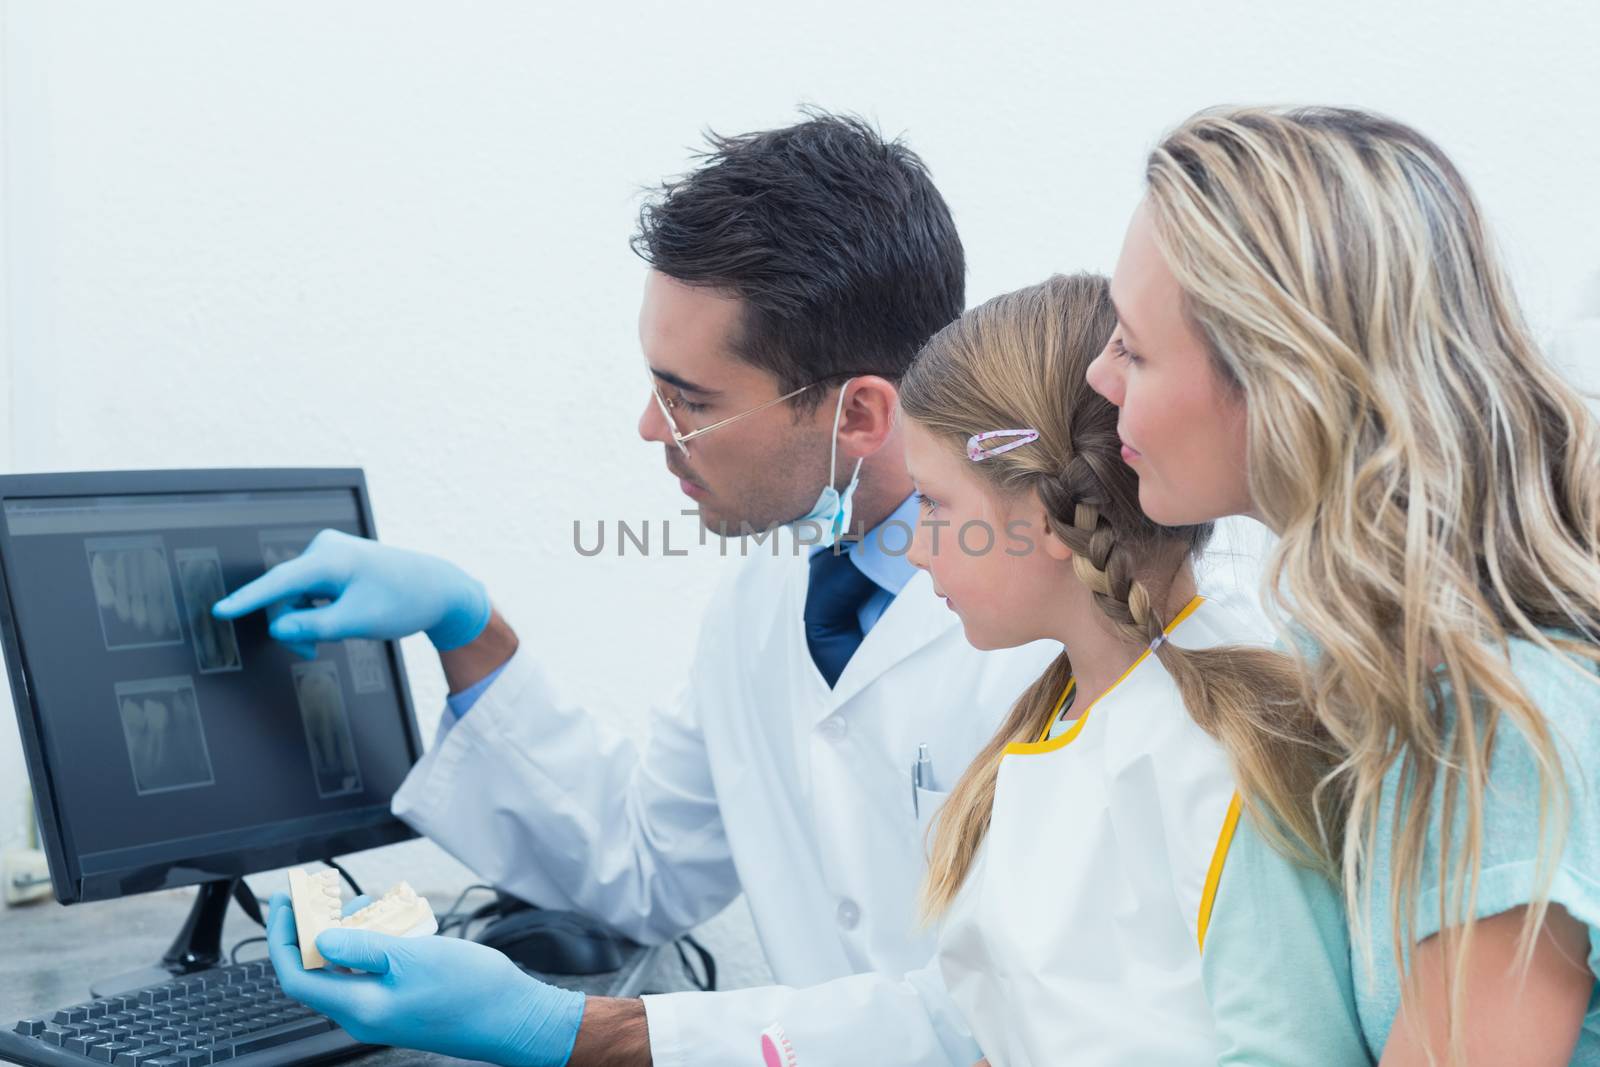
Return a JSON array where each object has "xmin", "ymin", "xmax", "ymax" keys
[{"xmin": 89, "ymin": 878, "xmax": 249, "ymax": 997}]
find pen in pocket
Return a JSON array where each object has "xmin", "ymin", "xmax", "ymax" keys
[{"xmin": 912, "ymin": 742, "xmax": 932, "ymax": 816}]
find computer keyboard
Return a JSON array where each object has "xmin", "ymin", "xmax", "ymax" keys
[{"xmin": 1, "ymin": 960, "xmax": 368, "ymax": 1067}]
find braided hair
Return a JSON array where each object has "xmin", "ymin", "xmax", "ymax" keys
[{"xmin": 902, "ymin": 274, "xmax": 1340, "ymax": 918}]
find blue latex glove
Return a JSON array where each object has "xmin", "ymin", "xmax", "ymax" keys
[
  {"xmin": 266, "ymin": 892, "xmax": 585, "ymax": 1067},
  {"xmin": 212, "ymin": 529, "xmax": 491, "ymax": 656}
]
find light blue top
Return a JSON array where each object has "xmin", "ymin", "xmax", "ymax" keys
[
  {"xmin": 1202, "ymin": 813, "xmax": 1374, "ymax": 1065},
  {"xmin": 446, "ymin": 494, "xmax": 921, "ymax": 719},
  {"xmin": 1355, "ymin": 637, "xmax": 1600, "ymax": 1060}
]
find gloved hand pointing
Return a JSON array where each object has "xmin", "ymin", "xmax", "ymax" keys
[
  {"xmin": 266, "ymin": 892, "xmax": 585, "ymax": 1067},
  {"xmin": 212, "ymin": 530, "xmax": 491, "ymax": 654}
]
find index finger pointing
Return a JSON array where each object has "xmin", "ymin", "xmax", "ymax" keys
[{"xmin": 212, "ymin": 555, "xmax": 333, "ymax": 620}]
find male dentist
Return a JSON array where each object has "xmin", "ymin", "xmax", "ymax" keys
[{"xmin": 224, "ymin": 113, "xmax": 1056, "ymax": 1065}]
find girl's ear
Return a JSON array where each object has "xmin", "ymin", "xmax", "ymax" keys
[{"xmin": 1030, "ymin": 491, "xmax": 1073, "ymax": 562}]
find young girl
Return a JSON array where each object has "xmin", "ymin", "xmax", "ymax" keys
[
  {"xmin": 1087, "ymin": 106, "xmax": 1600, "ymax": 1064},
  {"xmin": 750, "ymin": 273, "xmax": 1364, "ymax": 1066},
  {"xmin": 891, "ymin": 272, "xmax": 1367, "ymax": 1065}
]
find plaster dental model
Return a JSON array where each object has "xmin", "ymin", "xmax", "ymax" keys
[{"xmin": 287, "ymin": 868, "xmax": 438, "ymax": 969}]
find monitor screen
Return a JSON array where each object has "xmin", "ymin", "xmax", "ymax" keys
[{"xmin": 0, "ymin": 472, "xmax": 421, "ymax": 902}]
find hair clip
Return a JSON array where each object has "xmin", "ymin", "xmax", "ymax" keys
[{"xmin": 966, "ymin": 428, "xmax": 1040, "ymax": 461}]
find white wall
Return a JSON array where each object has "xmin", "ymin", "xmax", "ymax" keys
[{"xmin": 2, "ymin": 0, "xmax": 1598, "ymax": 861}]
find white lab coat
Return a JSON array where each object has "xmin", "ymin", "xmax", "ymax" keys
[
  {"xmin": 937, "ymin": 595, "xmax": 1262, "ymax": 1066},
  {"xmin": 391, "ymin": 539, "xmax": 1058, "ymax": 1067}
]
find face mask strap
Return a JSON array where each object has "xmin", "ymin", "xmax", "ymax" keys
[{"xmin": 827, "ymin": 377, "xmax": 857, "ymax": 487}]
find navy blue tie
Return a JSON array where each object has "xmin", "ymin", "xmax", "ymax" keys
[{"xmin": 804, "ymin": 548, "xmax": 879, "ymax": 688}]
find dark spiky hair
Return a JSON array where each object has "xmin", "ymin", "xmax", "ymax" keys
[{"xmin": 632, "ymin": 108, "xmax": 965, "ymax": 412}]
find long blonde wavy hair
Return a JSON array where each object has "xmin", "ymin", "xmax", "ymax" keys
[
  {"xmin": 903, "ymin": 273, "xmax": 1334, "ymax": 918},
  {"xmin": 1144, "ymin": 106, "xmax": 1600, "ymax": 1056}
]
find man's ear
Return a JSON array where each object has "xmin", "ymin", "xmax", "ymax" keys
[{"xmin": 837, "ymin": 376, "xmax": 901, "ymax": 458}]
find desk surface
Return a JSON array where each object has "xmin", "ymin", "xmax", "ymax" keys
[{"xmin": 0, "ymin": 882, "xmax": 683, "ymax": 1067}]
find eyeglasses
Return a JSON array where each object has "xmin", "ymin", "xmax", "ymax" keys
[{"xmin": 648, "ymin": 368, "xmax": 842, "ymax": 456}]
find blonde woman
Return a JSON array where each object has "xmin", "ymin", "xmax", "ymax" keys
[{"xmin": 1087, "ymin": 106, "xmax": 1600, "ymax": 1064}]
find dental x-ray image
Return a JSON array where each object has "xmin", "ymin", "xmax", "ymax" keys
[
  {"xmin": 344, "ymin": 638, "xmax": 388, "ymax": 694},
  {"xmin": 292, "ymin": 660, "xmax": 363, "ymax": 798},
  {"xmin": 115, "ymin": 675, "xmax": 216, "ymax": 796},
  {"xmin": 175, "ymin": 547, "xmax": 242, "ymax": 673},
  {"xmin": 87, "ymin": 535, "xmax": 185, "ymax": 651},
  {"xmin": 258, "ymin": 527, "xmax": 319, "ymax": 572}
]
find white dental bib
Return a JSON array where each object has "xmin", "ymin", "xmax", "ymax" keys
[{"xmin": 938, "ymin": 595, "xmax": 1256, "ymax": 1066}]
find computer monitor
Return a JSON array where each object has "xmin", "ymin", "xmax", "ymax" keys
[{"xmin": 0, "ymin": 469, "xmax": 422, "ymax": 923}]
